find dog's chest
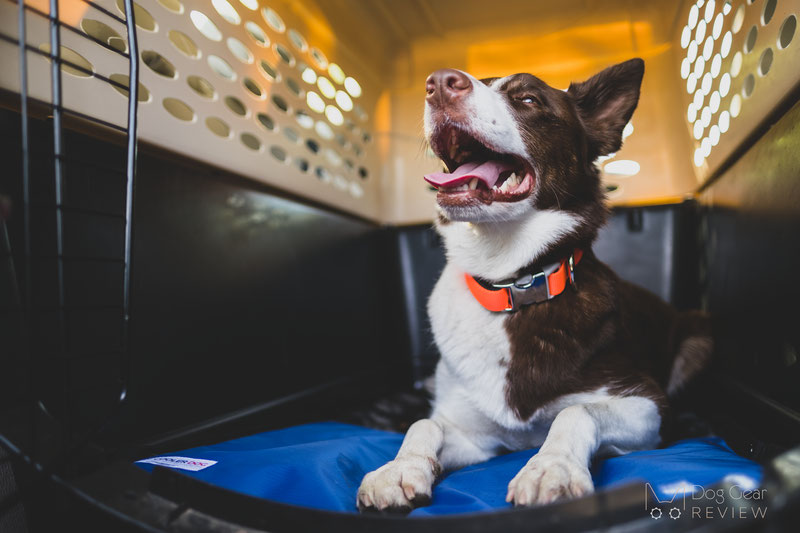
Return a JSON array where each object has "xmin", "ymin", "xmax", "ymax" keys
[{"xmin": 428, "ymin": 263, "xmax": 529, "ymax": 429}]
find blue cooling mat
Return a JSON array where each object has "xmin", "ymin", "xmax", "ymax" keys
[{"xmin": 135, "ymin": 422, "xmax": 762, "ymax": 516}]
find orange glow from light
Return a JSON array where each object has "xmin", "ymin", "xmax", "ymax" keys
[
  {"xmin": 465, "ymin": 21, "xmax": 668, "ymax": 87},
  {"xmin": 26, "ymin": 0, "xmax": 90, "ymax": 27}
]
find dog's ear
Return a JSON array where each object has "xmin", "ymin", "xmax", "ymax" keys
[{"xmin": 567, "ymin": 58, "xmax": 644, "ymax": 158}]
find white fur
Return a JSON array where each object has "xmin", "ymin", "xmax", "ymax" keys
[
  {"xmin": 437, "ymin": 209, "xmax": 582, "ymax": 280},
  {"xmin": 423, "ymin": 70, "xmax": 528, "ymax": 162}
]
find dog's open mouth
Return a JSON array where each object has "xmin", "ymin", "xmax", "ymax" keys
[{"xmin": 424, "ymin": 126, "xmax": 535, "ymax": 205}]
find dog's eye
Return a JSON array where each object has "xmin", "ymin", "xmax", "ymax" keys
[{"xmin": 516, "ymin": 95, "xmax": 539, "ymax": 105}]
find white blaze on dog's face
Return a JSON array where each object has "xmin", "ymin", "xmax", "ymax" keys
[{"xmin": 423, "ymin": 61, "xmax": 645, "ymax": 225}]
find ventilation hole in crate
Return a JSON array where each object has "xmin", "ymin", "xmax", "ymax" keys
[
  {"xmin": 324, "ymin": 148, "xmax": 342, "ymax": 166},
  {"xmin": 742, "ymin": 73, "xmax": 755, "ymax": 97},
  {"xmin": 779, "ymin": 15, "xmax": 797, "ymax": 48},
  {"xmin": 298, "ymin": 64, "xmax": 315, "ymax": 83},
  {"xmin": 109, "ymin": 73, "xmax": 150, "ymax": 102},
  {"xmin": 272, "ymin": 94, "xmax": 289, "ymax": 112},
  {"xmin": 256, "ymin": 112, "xmax": 276, "ymax": 131},
  {"xmin": 157, "ymin": 0, "xmax": 183, "ymax": 13},
  {"xmin": 168, "ymin": 30, "xmax": 199, "ymax": 58},
  {"xmin": 163, "ymin": 98, "xmax": 194, "ymax": 121},
  {"xmin": 730, "ymin": 93, "xmax": 743, "ymax": 116},
  {"xmin": 344, "ymin": 158, "xmax": 354, "ymax": 171},
  {"xmin": 212, "ymin": 0, "xmax": 241, "ymax": 24},
  {"xmin": 39, "ymin": 44, "xmax": 94, "ymax": 77},
  {"xmin": 295, "ymin": 110, "xmax": 313, "ymax": 128},
  {"xmin": 295, "ymin": 158, "xmax": 309, "ymax": 172},
  {"xmin": 188, "ymin": 75, "xmax": 216, "ymax": 98},
  {"xmin": 208, "ymin": 54, "xmax": 236, "ymax": 80},
  {"xmin": 225, "ymin": 95, "xmax": 248, "ymax": 116},
  {"xmin": 762, "ymin": 0, "xmax": 777, "ymax": 25},
  {"xmin": 282, "ymin": 127, "xmax": 299, "ymax": 144},
  {"xmin": 310, "ymin": 47, "xmax": 328, "ymax": 69},
  {"xmin": 262, "ymin": 7, "xmax": 286, "ymax": 32},
  {"xmin": 349, "ymin": 181, "xmax": 364, "ymax": 198},
  {"xmin": 358, "ymin": 167, "xmax": 368, "ymax": 180},
  {"xmin": 694, "ymin": 56, "xmax": 705, "ymax": 78},
  {"xmin": 286, "ymin": 77, "xmax": 303, "ymax": 97},
  {"xmin": 704, "ymin": 0, "xmax": 715, "ymax": 22},
  {"xmin": 344, "ymin": 77, "xmax": 361, "ymax": 98},
  {"xmin": 259, "ymin": 59, "xmax": 279, "ymax": 81},
  {"xmin": 335, "ymin": 133, "xmax": 348, "ymax": 148},
  {"xmin": 719, "ymin": 109, "xmax": 731, "ymax": 132},
  {"xmin": 142, "ymin": 51, "xmax": 177, "ymax": 78},
  {"xmin": 270, "ymin": 145, "xmax": 287, "ymax": 161},
  {"xmin": 730, "ymin": 50, "xmax": 743, "ymax": 76},
  {"xmin": 288, "ymin": 29, "xmax": 308, "ymax": 51},
  {"xmin": 758, "ymin": 47, "xmax": 774, "ymax": 75},
  {"xmin": 241, "ymin": 133, "xmax": 261, "ymax": 151},
  {"xmin": 709, "ymin": 90, "xmax": 721, "ymax": 112},
  {"xmin": 713, "ymin": 12, "xmax": 724, "ymax": 39},
  {"xmin": 206, "ymin": 116, "xmax": 230, "ymax": 137},
  {"xmin": 243, "ymin": 77, "xmax": 264, "ymax": 99},
  {"xmin": 81, "ymin": 19, "xmax": 126, "ymax": 52},
  {"xmin": 720, "ymin": 72, "xmax": 731, "ymax": 96},
  {"xmin": 316, "ymin": 76, "xmax": 335, "ymax": 98},
  {"xmin": 306, "ymin": 91, "xmax": 324, "ymax": 113},
  {"xmin": 352, "ymin": 144, "xmax": 362, "ymax": 157},
  {"xmin": 190, "ymin": 10, "xmax": 222, "ymax": 41},
  {"xmin": 315, "ymin": 166, "xmax": 331, "ymax": 182},
  {"xmin": 710, "ymin": 54, "xmax": 722, "ymax": 77},
  {"xmin": 363, "ymin": 132, "xmax": 372, "ymax": 144},
  {"xmin": 721, "ymin": 30, "xmax": 733, "ymax": 57},
  {"xmin": 239, "ymin": 0, "xmax": 258, "ymax": 10},
  {"xmin": 116, "ymin": 0, "xmax": 157, "ymax": 31},
  {"xmin": 227, "ymin": 37, "xmax": 253, "ymax": 63},
  {"xmin": 328, "ymin": 63, "xmax": 345, "ymax": 84},
  {"xmin": 245, "ymin": 21, "xmax": 269, "ymax": 46},
  {"xmin": 744, "ymin": 25, "xmax": 758, "ymax": 52},
  {"xmin": 306, "ymin": 139, "xmax": 320, "ymax": 153},
  {"xmin": 732, "ymin": 3, "xmax": 745, "ymax": 33},
  {"xmin": 325, "ymin": 105, "xmax": 343, "ymax": 126},
  {"xmin": 335, "ymin": 90, "xmax": 353, "ymax": 111},
  {"xmin": 315, "ymin": 121, "xmax": 334, "ymax": 140},
  {"xmin": 274, "ymin": 43, "xmax": 294, "ymax": 66},
  {"xmin": 703, "ymin": 35, "xmax": 714, "ymax": 60},
  {"xmin": 332, "ymin": 175, "xmax": 348, "ymax": 191}
]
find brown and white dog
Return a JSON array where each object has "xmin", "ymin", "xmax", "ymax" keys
[{"xmin": 357, "ymin": 59, "xmax": 712, "ymax": 511}]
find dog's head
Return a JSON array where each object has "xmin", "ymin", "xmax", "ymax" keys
[{"xmin": 424, "ymin": 59, "xmax": 644, "ymax": 226}]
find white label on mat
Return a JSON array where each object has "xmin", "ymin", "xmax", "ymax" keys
[{"xmin": 137, "ymin": 456, "xmax": 218, "ymax": 471}]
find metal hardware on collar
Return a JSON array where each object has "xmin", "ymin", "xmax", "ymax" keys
[
  {"xmin": 568, "ymin": 254, "xmax": 577, "ymax": 290},
  {"xmin": 464, "ymin": 249, "xmax": 584, "ymax": 313}
]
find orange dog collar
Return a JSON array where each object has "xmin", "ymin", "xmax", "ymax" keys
[{"xmin": 465, "ymin": 249, "xmax": 584, "ymax": 312}]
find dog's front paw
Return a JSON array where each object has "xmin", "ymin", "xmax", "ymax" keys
[
  {"xmin": 506, "ymin": 453, "xmax": 593, "ymax": 506},
  {"xmin": 357, "ymin": 455, "xmax": 438, "ymax": 513}
]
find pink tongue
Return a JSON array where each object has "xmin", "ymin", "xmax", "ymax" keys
[{"xmin": 424, "ymin": 160, "xmax": 516, "ymax": 189}]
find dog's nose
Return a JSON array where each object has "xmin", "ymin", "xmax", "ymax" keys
[{"xmin": 426, "ymin": 69, "xmax": 472, "ymax": 106}]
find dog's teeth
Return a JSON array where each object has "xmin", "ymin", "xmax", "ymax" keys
[{"xmin": 469, "ymin": 178, "xmax": 479, "ymax": 190}]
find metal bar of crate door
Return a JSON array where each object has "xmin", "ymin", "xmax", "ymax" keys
[
  {"xmin": 49, "ymin": 0, "xmax": 69, "ymax": 431},
  {"xmin": 119, "ymin": 0, "xmax": 140, "ymax": 408},
  {"xmin": 17, "ymin": 0, "xmax": 34, "ymax": 462}
]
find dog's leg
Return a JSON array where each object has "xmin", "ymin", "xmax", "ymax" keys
[
  {"xmin": 357, "ymin": 417, "xmax": 491, "ymax": 512},
  {"xmin": 507, "ymin": 395, "xmax": 661, "ymax": 506},
  {"xmin": 357, "ymin": 419, "xmax": 443, "ymax": 512}
]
